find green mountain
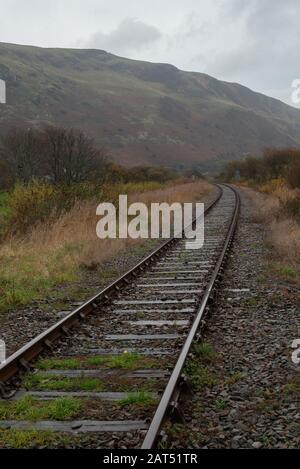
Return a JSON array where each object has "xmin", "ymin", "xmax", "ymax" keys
[{"xmin": 1, "ymin": 41, "xmax": 300, "ymax": 171}]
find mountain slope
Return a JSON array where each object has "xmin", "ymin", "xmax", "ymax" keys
[{"xmin": 1, "ymin": 42, "xmax": 300, "ymax": 171}]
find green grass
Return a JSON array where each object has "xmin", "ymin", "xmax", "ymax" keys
[
  {"xmin": 37, "ymin": 358, "xmax": 80, "ymax": 370},
  {"xmin": 36, "ymin": 353, "xmax": 159, "ymax": 371},
  {"xmin": 0, "ymin": 396, "xmax": 81, "ymax": 421},
  {"xmin": 185, "ymin": 362, "xmax": 217, "ymax": 389},
  {"xmin": 84, "ymin": 357, "xmax": 107, "ymax": 367},
  {"xmin": 245, "ymin": 297, "xmax": 259, "ymax": 307},
  {"xmin": 0, "ymin": 192, "xmax": 10, "ymax": 218},
  {"xmin": 0, "ymin": 191, "xmax": 10, "ymax": 239},
  {"xmin": 277, "ymin": 265, "xmax": 297, "ymax": 279},
  {"xmin": 0, "ymin": 429, "xmax": 71, "ymax": 449},
  {"xmin": 118, "ymin": 391, "xmax": 156, "ymax": 407},
  {"xmin": 135, "ymin": 311, "xmax": 146, "ymax": 319},
  {"xmin": 0, "ymin": 248, "xmax": 78, "ymax": 313},
  {"xmin": 157, "ymin": 440, "xmax": 170, "ymax": 450},
  {"xmin": 282, "ymin": 378, "xmax": 300, "ymax": 396},
  {"xmin": 99, "ymin": 353, "xmax": 144, "ymax": 370},
  {"xmin": 268, "ymin": 262, "xmax": 299, "ymax": 283},
  {"xmin": 215, "ymin": 398, "xmax": 228, "ymax": 410},
  {"xmin": 184, "ymin": 343, "xmax": 218, "ymax": 389},
  {"xmin": 192, "ymin": 342, "xmax": 217, "ymax": 363},
  {"xmin": 24, "ymin": 374, "xmax": 104, "ymax": 392}
]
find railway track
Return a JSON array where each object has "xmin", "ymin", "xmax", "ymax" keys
[{"xmin": 0, "ymin": 184, "xmax": 240, "ymax": 449}]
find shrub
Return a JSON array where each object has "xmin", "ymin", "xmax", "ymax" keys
[
  {"xmin": 8, "ymin": 180, "xmax": 57, "ymax": 233},
  {"xmin": 260, "ymin": 178, "xmax": 286, "ymax": 195},
  {"xmin": 223, "ymin": 148, "xmax": 300, "ymax": 186},
  {"xmin": 6, "ymin": 180, "xmax": 104, "ymax": 235}
]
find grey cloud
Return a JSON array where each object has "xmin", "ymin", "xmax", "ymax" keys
[
  {"xmin": 86, "ymin": 18, "xmax": 162, "ymax": 55},
  {"xmin": 204, "ymin": 0, "xmax": 300, "ymax": 105}
]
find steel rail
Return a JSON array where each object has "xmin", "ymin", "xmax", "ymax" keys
[
  {"xmin": 141, "ymin": 184, "xmax": 240, "ymax": 449},
  {"xmin": 0, "ymin": 185, "xmax": 223, "ymax": 386}
]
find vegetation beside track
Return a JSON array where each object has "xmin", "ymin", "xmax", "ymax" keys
[
  {"xmin": 0, "ymin": 179, "xmax": 212, "ymax": 314},
  {"xmin": 36, "ymin": 353, "xmax": 167, "ymax": 371},
  {"xmin": 221, "ymin": 148, "xmax": 300, "ymax": 283}
]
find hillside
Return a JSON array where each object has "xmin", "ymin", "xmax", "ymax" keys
[{"xmin": 1, "ymin": 42, "xmax": 300, "ymax": 171}]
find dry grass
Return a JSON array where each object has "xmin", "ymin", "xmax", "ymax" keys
[
  {"xmin": 10, "ymin": 181, "xmax": 210, "ymax": 266},
  {"xmin": 0, "ymin": 181, "xmax": 211, "ymax": 312},
  {"xmin": 244, "ymin": 186, "xmax": 300, "ymax": 270}
]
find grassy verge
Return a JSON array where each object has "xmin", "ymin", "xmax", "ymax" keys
[
  {"xmin": 268, "ymin": 262, "xmax": 298, "ymax": 283},
  {"xmin": 241, "ymin": 184, "xmax": 300, "ymax": 283},
  {"xmin": 0, "ymin": 181, "xmax": 211, "ymax": 313}
]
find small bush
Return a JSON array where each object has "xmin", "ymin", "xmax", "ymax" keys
[
  {"xmin": 7, "ymin": 180, "xmax": 56, "ymax": 233},
  {"xmin": 223, "ymin": 147, "xmax": 300, "ymax": 188},
  {"xmin": 260, "ymin": 178, "xmax": 286, "ymax": 195},
  {"xmin": 185, "ymin": 362, "xmax": 217, "ymax": 389},
  {"xmin": 5, "ymin": 180, "xmax": 104, "ymax": 235}
]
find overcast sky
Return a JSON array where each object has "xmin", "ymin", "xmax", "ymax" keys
[{"xmin": 1, "ymin": 0, "xmax": 299, "ymax": 107}]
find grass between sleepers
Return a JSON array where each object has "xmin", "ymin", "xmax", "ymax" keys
[
  {"xmin": 36, "ymin": 353, "xmax": 163, "ymax": 371},
  {"xmin": 0, "ymin": 429, "xmax": 72, "ymax": 449},
  {"xmin": 0, "ymin": 396, "xmax": 81, "ymax": 421},
  {"xmin": 118, "ymin": 391, "xmax": 157, "ymax": 407},
  {"xmin": 23, "ymin": 374, "xmax": 105, "ymax": 392},
  {"xmin": 23, "ymin": 371, "xmax": 162, "ymax": 393}
]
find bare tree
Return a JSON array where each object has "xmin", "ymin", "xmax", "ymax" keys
[
  {"xmin": 1, "ymin": 128, "xmax": 43, "ymax": 182},
  {"xmin": 43, "ymin": 126, "xmax": 68, "ymax": 183},
  {"xmin": 44, "ymin": 126, "xmax": 108, "ymax": 184},
  {"xmin": 0, "ymin": 126, "xmax": 109, "ymax": 186}
]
